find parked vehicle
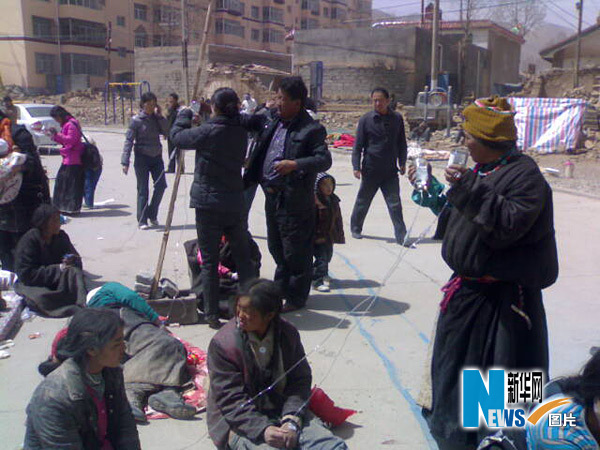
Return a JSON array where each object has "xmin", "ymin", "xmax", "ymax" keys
[{"xmin": 15, "ymin": 104, "xmax": 61, "ymax": 154}]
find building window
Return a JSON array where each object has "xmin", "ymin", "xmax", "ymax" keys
[
  {"xmin": 116, "ymin": 16, "xmax": 126, "ymax": 27},
  {"xmin": 134, "ymin": 26, "xmax": 147, "ymax": 47},
  {"xmin": 301, "ymin": 0, "xmax": 319, "ymax": 14},
  {"xmin": 251, "ymin": 29, "xmax": 260, "ymax": 41},
  {"xmin": 32, "ymin": 16, "xmax": 54, "ymax": 39},
  {"xmin": 35, "ymin": 53, "xmax": 56, "ymax": 74},
  {"xmin": 324, "ymin": 7, "xmax": 329, "ymax": 17},
  {"xmin": 134, "ymin": 3, "xmax": 148, "ymax": 21},
  {"xmin": 59, "ymin": 0, "xmax": 103, "ymax": 10},
  {"xmin": 62, "ymin": 53, "xmax": 106, "ymax": 77},
  {"xmin": 117, "ymin": 46, "xmax": 127, "ymax": 58},
  {"xmin": 331, "ymin": 7, "xmax": 346, "ymax": 20},
  {"xmin": 251, "ymin": 6, "xmax": 260, "ymax": 19},
  {"xmin": 216, "ymin": 0, "xmax": 245, "ymax": 16},
  {"xmin": 215, "ymin": 19, "xmax": 245, "ymax": 38},
  {"xmin": 262, "ymin": 6, "xmax": 284, "ymax": 24},
  {"xmin": 263, "ymin": 29, "xmax": 283, "ymax": 43},
  {"xmin": 59, "ymin": 18, "xmax": 106, "ymax": 45},
  {"xmin": 301, "ymin": 18, "xmax": 319, "ymax": 29},
  {"xmin": 154, "ymin": 6, "xmax": 179, "ymax": 25}
]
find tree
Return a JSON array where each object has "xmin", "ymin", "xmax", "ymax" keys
[{"xmin": 484, "ymin": 0, "xmax": 546, "ymax": 37}]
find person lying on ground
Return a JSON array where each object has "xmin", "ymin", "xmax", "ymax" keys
[
  {"xmin": 14, "ymin": 203, "xmax": 88, "ymax": 318},
  {"xmin": 86, "ymin": 282, "xmax": 197, "ymax": 423},
  {"xmin": 207, "ymin": 278, "xmax": 348, "ymax": 450},
  {"xmin": 24, "ymin": 308, "xmax": 141, "ymax": 449}
]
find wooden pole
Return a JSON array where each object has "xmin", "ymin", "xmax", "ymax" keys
[
  {"xmin": 181, "ymin": 0, "xmax": 190, "ymax": 105},
  {"xmin": 191, "ymin": 0, "xmax": 214, "ymax": 101},
  {"xmin": 574, "ymin": 0, "xmax": 584, "ymax": 88},
  {"xmin": 150, "ymin": 150, "xmax": 185, "ymax": 299},
  {"xmin": 430, "ymin": 0, "xmax": 440, "ymax": 90}
]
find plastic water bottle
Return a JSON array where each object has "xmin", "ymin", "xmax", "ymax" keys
[
  {"xmin": 415, "ymin": 156, "xmax": 429, "ymax": 191},
  {"xmin": 448, "ymin": 148, "xmax": 469, "ymax": 168}
]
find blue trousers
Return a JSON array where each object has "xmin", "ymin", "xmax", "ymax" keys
[{"xmin": 83, "ymin": 167, "xmax": 102, "ymax": 207}]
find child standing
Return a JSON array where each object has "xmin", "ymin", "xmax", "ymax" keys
[{"xmin": 313, "ymin": 173, "xmax": 345, "ymax": 292}]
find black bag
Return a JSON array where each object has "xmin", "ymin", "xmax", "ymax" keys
[{"xmin": 75, "ymin": 122, "xmax": 102, "ymax": 170}]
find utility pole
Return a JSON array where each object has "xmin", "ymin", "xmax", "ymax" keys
[
  {"xmin": 430, "ymin": 0, "xmax": 440, "ymax": 90},
  {"xmin": 574, "ymin": 0, "xmax": 584, "ymax": 88},
  {"xmin": 106, "ymin": 21, "xmax": 112, "ymax": 85},
  {"xmin": 181, "ymin": 0, "xmax": 190, "ymax": 104}
]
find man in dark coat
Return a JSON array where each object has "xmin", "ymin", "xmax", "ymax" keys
[
  {"xmin": 244, "ymin": 77, "xmax": 332, "ymax": 312},
  {"xmin": 420, "ymin": 96, "xmax": 559, "ymax": 450},
  {"xmin": 351, "ymin": 87, "xmax": 408, "ymax": 245},
  {"xmin": 165, "ymin": 92, "xmax": 182, "ymax": 173}
]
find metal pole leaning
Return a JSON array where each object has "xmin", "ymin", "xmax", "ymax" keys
[{"xmin": 150, "ymin": 150, "xmax": 186, "ymax": 299}]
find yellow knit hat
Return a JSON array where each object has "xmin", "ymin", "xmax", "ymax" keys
[{"xmin": 462, "ymin": 95, "xmax": 517, "ymax": 142}]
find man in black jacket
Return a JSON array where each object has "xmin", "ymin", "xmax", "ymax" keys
[
  {"xmin": 244, "ymin": 77, "xmax": 331, "ymax": 312},
  {"xmin": 351, "ymin": 87, "xmax": 408, "ymax": 244}
]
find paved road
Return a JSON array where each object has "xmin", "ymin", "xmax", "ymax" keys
[{"xmin": 1, "ymin": 129, "xmax": 598, "ymax": 449}]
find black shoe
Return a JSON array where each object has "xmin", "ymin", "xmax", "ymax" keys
[
  {"xmin": 351, "ymin": 231, "xmax": 363, "ymax": 239},
  {"xmin": 148, "ymin": 389, "xmax": 197, "ymax": 420},
  {"xmin": 207, "ymin": 316, "xmax": 222, "ymax": 330},
  {"xmin": 126, "ymin": 388, "xmax": 148, "ymax": 424}
]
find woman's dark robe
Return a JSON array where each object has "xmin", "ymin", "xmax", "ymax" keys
[{"xmin": 14, "ymin": 228, "xmax": 87, "ymax": 318}]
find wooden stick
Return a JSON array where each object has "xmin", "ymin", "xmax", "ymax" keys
[
  {"xmin": 191, "ymin": 0, "xmax": 215, "ymax": 101},
  {"xmin": 150, "ymin": 150, "xmax": 186, "ymax": 299}
]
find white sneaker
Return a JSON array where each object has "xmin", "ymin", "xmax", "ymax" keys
[
  {"xmin": 138, "ymin": 224, "xmax": 150, "ymax": 230},
  {"xmin": 316, "ymin": 283, "xmax": 330, "ymax": 292},
  {"xmin": 323, "ymin": 276, "xmax": 331, "ymax": 288}
]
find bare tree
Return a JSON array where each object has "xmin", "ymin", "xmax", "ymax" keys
[{"xmin": 482, "ymin": 0, "xmax": 546, "ymax": 37}]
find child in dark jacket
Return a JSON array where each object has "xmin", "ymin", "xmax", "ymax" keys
[{"xmin": 313, "ymin": 173, "xmax": 345, "ymax": 292}]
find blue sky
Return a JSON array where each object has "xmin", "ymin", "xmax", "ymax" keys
[{"xmin": 373, "ymin": 0, "xmax": 600, "ymax": 30}]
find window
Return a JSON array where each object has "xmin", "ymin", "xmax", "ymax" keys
[
  {"xmin": 215, "ymin": 19, "xmax": 245, "ymax": 38},
  {"xmin": 154, "ymin": 6, "xmax": 179, "ymax": 25},
  {"xmin": 59, "ymin": 0, "xmax": 103, "ymax": 10},
  {"xmin": 59, "ymin": 18, "xmax": 106, "ymax": 45},
  {"xmin": 62, "ymin": 53, "xmax": 106, "ymax": 76},
  {"xmin": 35, "ymin": 53, "xmax": 56, "ymax": 74},
  {"xmin": 251, "ymin": 29, "xmax": 260, "ymax": 41},
  {"xmin": 134, "ymin": 26, "xmax": 147, "ymax": 47},
  {"xmin": 301, "ymin": 0, "xmax": 319, "ymax": 14},
  {"xmin": 263, "ymin": 29, "xmax": 283, "ymax": 43},
  {"xmin": 216, "ymin": 0, "xmax": 245, "ymax": 16},
  {"xmin": 32, "ymin": 16, "xmax": 54, "ymax": 39},
  {"xmin": 331, "ymin": 7, "xmax": 346, "ymax": 20},
  {"xmin": 262, "ymin": 7, "xmax": 283, "ymax": 23},
  {"xmin": 324, "ymin": 7, "xmax": 329, "ymax": 17},
  {"xmin": 251, "ymin": 6, "xmax": 260, "ymax": 19},
  {"xmin": 152, "ymin": 34, "xmax": 174, "ymax": 46},
  {"xmin": 116, "ymin": 16, "xmax": 126, "ymax": 27},
  {"xmin": 134, "ymin": 3, "xmax": 147, "ymax": 21},
  {"xmin": 301, "ymin": 18, "xmax": 319, "ymax": 29},
  {"xmin": 117, "ymin": 46, "xmax": 127, "ymax": 58}
]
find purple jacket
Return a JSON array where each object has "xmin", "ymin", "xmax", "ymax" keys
[{"xmin": 52, "ymin": 118, "xmax": 84, "ymax": 165}]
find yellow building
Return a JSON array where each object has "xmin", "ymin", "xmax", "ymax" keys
[{"xmin": 0, "ymin": 0, "xmax": 371, "ymax": 93}]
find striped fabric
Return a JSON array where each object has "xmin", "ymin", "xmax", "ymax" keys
[
  {"xmin": 526, "ymin": 394, "xmax": 599, "ymax": 449},
  {"xmin": 508, "ymin": 98, "xmax": 587, "ymax": 154}
]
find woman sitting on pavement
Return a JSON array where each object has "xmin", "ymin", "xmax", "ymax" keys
[
  {"xmin": 207, "ymin": 278, "xmax": 347, "ymax": 450},
  {"xmin": 24, "ymin": 308, "xmax": 141, "ymax": 449},
  {"xmin": 14, "ymin": 204, "xmax": 88, "ymax": 317},
  {"xmin": 86, "ymin": 282, "xmax": 197, "ymax": 423}
]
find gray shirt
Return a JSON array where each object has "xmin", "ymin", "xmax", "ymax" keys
[
  {"xmin": 262, "ymin": 121, "xmax": 288, "ymax": 187},
  {"xmin": 121, "ymin": 111, "xmax": 168, "ymax": 166}
]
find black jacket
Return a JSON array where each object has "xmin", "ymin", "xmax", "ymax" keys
[
  {"xmin": 0, "ymin": 125, "xmax": 50, "ymax": 232},
  {"xmin": 352, "ymin": 109, "xmax": 408, "ymax": 178},
  {"xmin": 24, "ymin": 358, "xmax": 141, "ymax": 450},
  {"xmin": 171, "ymin": 110, "xmax": 248, "ymax": 212},
  {"xmin": 243, "ymin": 110, "xmax": 331, "ymax": 212},
  {"xmin": 443, "ymin": 154, "xmax": 558, "ymax": 289},
  {"xmin": 207, "ymin": 318, "xmax": 312, "ymax": 449}
]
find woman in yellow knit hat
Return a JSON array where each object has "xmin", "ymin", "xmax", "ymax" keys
[{"xmin": 420, "ymin": 96, "xmax": 559, "ymax": 449}]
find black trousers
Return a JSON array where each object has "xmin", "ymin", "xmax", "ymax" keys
[
  {"xmin": 265, "ymin": 193, "xmax": 315, "ymax": 307},
  {"xmin": 195, "ymin": 208, "xmax": 252, "ymax": 320},
  {"xmin": 134, "ymin": 154, "xmax": 167, "ymax": 224},
  {"xmin": 350, "ymin": 173, "xmax": 407, "ymax": 243}
]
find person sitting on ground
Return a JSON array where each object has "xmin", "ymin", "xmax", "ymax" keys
[
  {"xmin": 207, "ymin": 278, "xmax": 348, "ymax": 450},
  {"xmin": 526, "ymin": 350, "xmax": 600, "ymax": 449},
  {"xmin": 313, "ymin": 173, "xmax": 344, "ymax": 292},
  {"xmin": 13, "ymin": 204, "xmax": 88, "ymax": 318},
  {"xmin": 409, "ymin": 121, "xmax": 432, "ymax": 143},
  {"xmin": 24, "ymin": 308, "xmax": 141, "ymax": 449},
  {"xmin": 84, "ymin": 282, "xmax": 197, "ymax": 423}
]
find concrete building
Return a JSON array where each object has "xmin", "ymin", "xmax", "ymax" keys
[
  {"xmin": 540, "ymin": 22, "xmax": 600, "ymax": 69},
  {"xmin": 0, "ymin": 0, "xmax": 372, "ymax": 94}
]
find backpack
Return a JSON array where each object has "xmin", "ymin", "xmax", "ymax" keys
[{"xmin": 74, "ymin": 121, "xmax": 102, "ymax": 171}]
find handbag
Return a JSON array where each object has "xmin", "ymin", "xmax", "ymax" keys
[{"xmin": 74, "ymin": 121, "xmax": 102, "ymax": 171}]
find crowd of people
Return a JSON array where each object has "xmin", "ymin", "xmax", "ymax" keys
[{"xmin": 0, "ymin": 75, "xmax": 585, "ymax": 449}]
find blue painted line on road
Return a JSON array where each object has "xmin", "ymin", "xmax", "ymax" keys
[
  {"xmin": 329, "ymin": 269, "xmax": 437, "ymax": 449},
  {"xmin": 335, "ymin": 250, "xmax": 430, "ymax": 344}
]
